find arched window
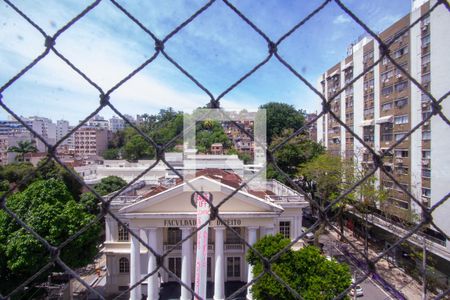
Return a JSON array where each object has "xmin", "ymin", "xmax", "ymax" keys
[{"xmin": 119, "ymin": 257, "xmax": 129, "ymax": 273}]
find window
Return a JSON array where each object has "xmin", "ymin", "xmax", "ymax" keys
[
  {"xmin": 382, "ymin": 102, "xmax": 393, "ymax": 111},
  {"xmin": 345, "ymin": 86, "xmax": 353, "ymax": 94},
  {"xmin": 382, "ymin": 85, "xmax": 394, "ymax": 96},
  {"xmin": 394, "ymin": 97, "xmax": 408, "ymax": 108},
  {"xmin": 118, "ymin": 223, "xmax": 129, "ymax": 241},
  {"xmin": 393, "ymin": 46, "xmax": 408, "ymax": 58},
  {"xmin": 395, "ymin": 81, "xmax": 408, "ymax": 93},
  {"xmin": 422, "ymin": 54, "xmax": 430, "ymax": 64},
  {"xmin": 381, "ymin": 69, "xmax": 394, "ymax": 82},
  {"xmin": 363, "ymin": 126, "xmax": 374, "ymax": 142},
  {"xmin": 394, "ymin": 149, "xmax": 408, "ymax": 158},
  {"xmin": 364, "ymin": 79, "xmax": 374, "ymax": 90},
  {"xmin": 227, "ymin": 257, "xmax": 241, "ymax": 278},
  {"xmin": 279, "ymin": 221, "xmax": 291, "ymax": 239},
  {"xmin": 422, "ymin": 168, "xmax": 431, "ymax": 178},
  {"xmin": 364, "ymin": 107, "xmax": 374, "ymax": 117},
  {"xmin": 380, "ymin": 123, "xmax": 393, "ymax": 142},
  {"xmin": 393, "ymin": 199, "xmax": 409, "ymax": 209},
  {"xmin": 383, "ymin": 181, "xmax": 394, "ymax": 189},
  {"xmin": 422, "ymin": 34, "xmax": 430, "ymax": 46},
  {"xmin": 363, "ymin": 51, "xmax": 374, "ymax": 63},
  {"xmin": 168, "ymin": 228, "xmax": 182, "ymax": 244},
  {"xmin": 119, "ymin": 257, "xmax": 130, "ymax": 273},
  {"xmin": 395, "ymin": 133, "xmax": 407, "ymax": 142},
  {"xmin": 226, "ymin": 227, "xmax": 242, "ymax": 244},
  {"xmin": 396, "ymin": 165, "xmax": 409, "ymax": 175},
  {"xmin": 394, "ymin": 115, "xmax": 408, "ymax": 125},
  {"xmin": 422, "ymin": 73, "xmax": 430, "ymax": 83},
  {"xmin": 422, "ymin": 188, "xmax": 431, "ymax": 198},
  {"xmin": 168, "ymin": 257, "xmax": 182, "ymax": 279},
  {"xmin": 422, "ymin": 110, "xmax": 432, "ymax": 120},
  {"xmin": 422, "ymin": 131, "xmax": 431, "ymax": 140},
  {"xmin": 422, "ymin": 150, "xmax": 431, "ymax": 159}
]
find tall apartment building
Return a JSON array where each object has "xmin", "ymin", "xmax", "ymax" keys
[
  {"xmin": 74, "ymin": 127, "xmax": 108, "ymax": 158},
  {"xmin": 109, "ymin": 116, "xmax": 125, "ymax": 132},
  {"xmin": 56, "ymin": 120, "xmax": 75, "ymax": 150},
  {"xmin": 316, "ymin": 0, "xmax": 449, "ymax": 259}
]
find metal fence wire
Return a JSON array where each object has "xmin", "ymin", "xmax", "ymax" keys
[{"xmin": 1, "ymin": 0, "xmax": 449, "ymax": 299}]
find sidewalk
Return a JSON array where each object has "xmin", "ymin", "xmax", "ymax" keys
[{"xmin": 328, "ymin": 229, "xmax": 431, "ymax": 300}]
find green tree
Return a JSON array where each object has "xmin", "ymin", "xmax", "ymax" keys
[
  {"xmin": 123, "ymin": 135, "xmax": 154, "ymax": 161},
  {"xmin": 269, "ymin": 129, "xmax": 324, "ymax": 180},
  {"xmin": 35, "ymin": 159, "xmax": 83, "ymax": 200},
  {"xmin": 298, "ymin": 153, "xmax": 388, "ymax": 247},
  {"xmin": 102, "ymin": 148, "xmax": 120, "ymax": 159},
  {"xmin": 259, "ymin": 102, "xmax": 305, "ymax": 144},
  {"xmin": 247, "ymin": 234, "xmax": 351, "ymax": 300},
  {"xmin": 0, "ymin": 162, "xmax": 35, "ymax": 187},
  {"xmin": 298, "ymin": 154, "xmax": 350, "ymax": 245},
  {"xmin": 94, "ymin": 176, "xmax": 127, "ymax": 196},
  {"xmin": 0, "ymin": 179, "xmax": 100, "ymax": 295},
  {"xmin": 196, "ymin": 120, "xmax": 231, "ymax": 153},
  {"xmin": 7, "ymin": 140, "xmax": 38, "ymax": 162}
]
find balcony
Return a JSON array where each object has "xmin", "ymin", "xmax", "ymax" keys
[{"xmin": 224, "ymin": 244, "xmax": 244, "ymax": 252}]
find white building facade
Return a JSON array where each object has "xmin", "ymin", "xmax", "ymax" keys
[{"xmin": 103, "ymin": 175, "xmax": 308, "ymax": 299}]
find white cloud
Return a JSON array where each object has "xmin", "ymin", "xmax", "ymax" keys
[{"xmin": 333, "ymin": 14, "xmax": 351, "ymax": 25}]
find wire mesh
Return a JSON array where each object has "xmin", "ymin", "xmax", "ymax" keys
[{"xmin": 0, "ymin": 0, "xmax": 449, "ymax": 299}]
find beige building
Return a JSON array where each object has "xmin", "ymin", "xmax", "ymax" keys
[
  {"xmin": 103, "ymin": 170, "xmax": 308, "ymax": 299},
  {"xmin": 74, "ymin": 127, "xmax": 108, "ymax": 158},
  {"xmin": 316, "ymin": 0, "xmax": 450, "ymax": 260}
]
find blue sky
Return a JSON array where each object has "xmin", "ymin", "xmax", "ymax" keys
[{"xmin": 0, "ymin": 0, "xmax": 410, "ymax": 124}]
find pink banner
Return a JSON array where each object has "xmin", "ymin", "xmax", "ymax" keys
[{"xmin": 194, "ymin": 192, "xmax": 210, "ymax": 300}]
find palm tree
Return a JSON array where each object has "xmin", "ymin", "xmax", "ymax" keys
[{"xmin": 8, "ymin": 140, "xmax": 38, "ymax": 162}]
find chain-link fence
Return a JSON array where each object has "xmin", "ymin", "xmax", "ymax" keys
[{"xmin": 1, "ymin": 0, "xmax": 449, "ymax": 299}]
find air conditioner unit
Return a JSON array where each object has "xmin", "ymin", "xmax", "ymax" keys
[
  {"xmin": 395, "ymin": 158, "xmax": 403, "ymax": 163},
  {"xmin": 421, "ymin": 196, "xmax": 430, "ymax": 204},
  {"xmin": 422, "ymin": 159, "xmax": 430, "ymax": 166},
  {"xmin": 422, "ymin": 24, "xmax": 428, "ymax": 31},
  {"xmin": 396, "ymin": 74, "xmax": 402, "ymax": 79},
  {"xmin": 422, "ymin": 102, "xmax": 428, "ymax": 108}
]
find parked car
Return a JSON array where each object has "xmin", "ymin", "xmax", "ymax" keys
[{"xmin": 349, "ymin": 285, "xmax": 364, "ymax": 297}]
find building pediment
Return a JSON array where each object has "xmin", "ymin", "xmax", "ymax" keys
[{"xmin": 119, "ymin": 176, "xmax": 283, "ymax": 215}]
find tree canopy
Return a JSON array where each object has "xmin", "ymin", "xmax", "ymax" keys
[
  {"xmin": 94, "ymin": 176, "xmax": 127, "ymax": 196},
  {"xmin": 80, "ymin": 176, "xmax": 128, "ymax": 215},
  {"xmin": 103, "ymin": 108, "xmax": 184, "ymax": 161},
  {"xmin": 268, "ymin": 129, "xmax": 324, "ymax": 181},
  {"xmin": 247, "ymin": 234, "xmax": 352, "ymax": 300},
  {"xmin": 195, "ymin": 120, "xmax": 232, "ymax": 154},
  {"xmin": 259, "ymin": 102, "xmax": 305, "ymax": 144},
  {"xmin": 0, "ymin": 179, "xmax": 100, "ymax": 295}
]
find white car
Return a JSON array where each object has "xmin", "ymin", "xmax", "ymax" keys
[{"xmin": 350, "ymin": 285, "xmax": 364, "ymax": 297}]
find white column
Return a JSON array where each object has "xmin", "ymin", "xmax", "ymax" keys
[
  {"xmin": 147, "ymin": 228, "xmax": 159, "ymax": 300},
  {"xmin": 130, "ymin": 227, "xmax": 141, "ymax": 300},
  {"xmin": 214, "ymin": 227, "xmax": 225, "ymax": 300},
  {"xmin": 246, "ymin": 227, "xmax": 258, "ymax": 300},
  {"xmin": 180, "ymin": 227, "xmax": 193, "ymax": 300}
]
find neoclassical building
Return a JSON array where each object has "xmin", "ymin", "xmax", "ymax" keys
[{"xmin": 103, "ymin": 170, "xmax": 308, "ymax": 299}]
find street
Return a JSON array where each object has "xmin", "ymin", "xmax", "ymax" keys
[{"xmin": 320, "ymin": 233, "xmax": 393, "ymax": 300}]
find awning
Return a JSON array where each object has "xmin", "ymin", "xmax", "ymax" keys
[
  {"xmin": 360, "ymin": 119, "xmax": 374, "ymax": 126},
  {"xmin": 376, "ymin": 115, "xmax": 394, "ymax": 124},
  {"xmin": 343, "ymin": 61, "xmax": 353, "ymax": 70},
  {"xmin": 327, "ymin": 69, "xmax": 339, "ymax": 78}
]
